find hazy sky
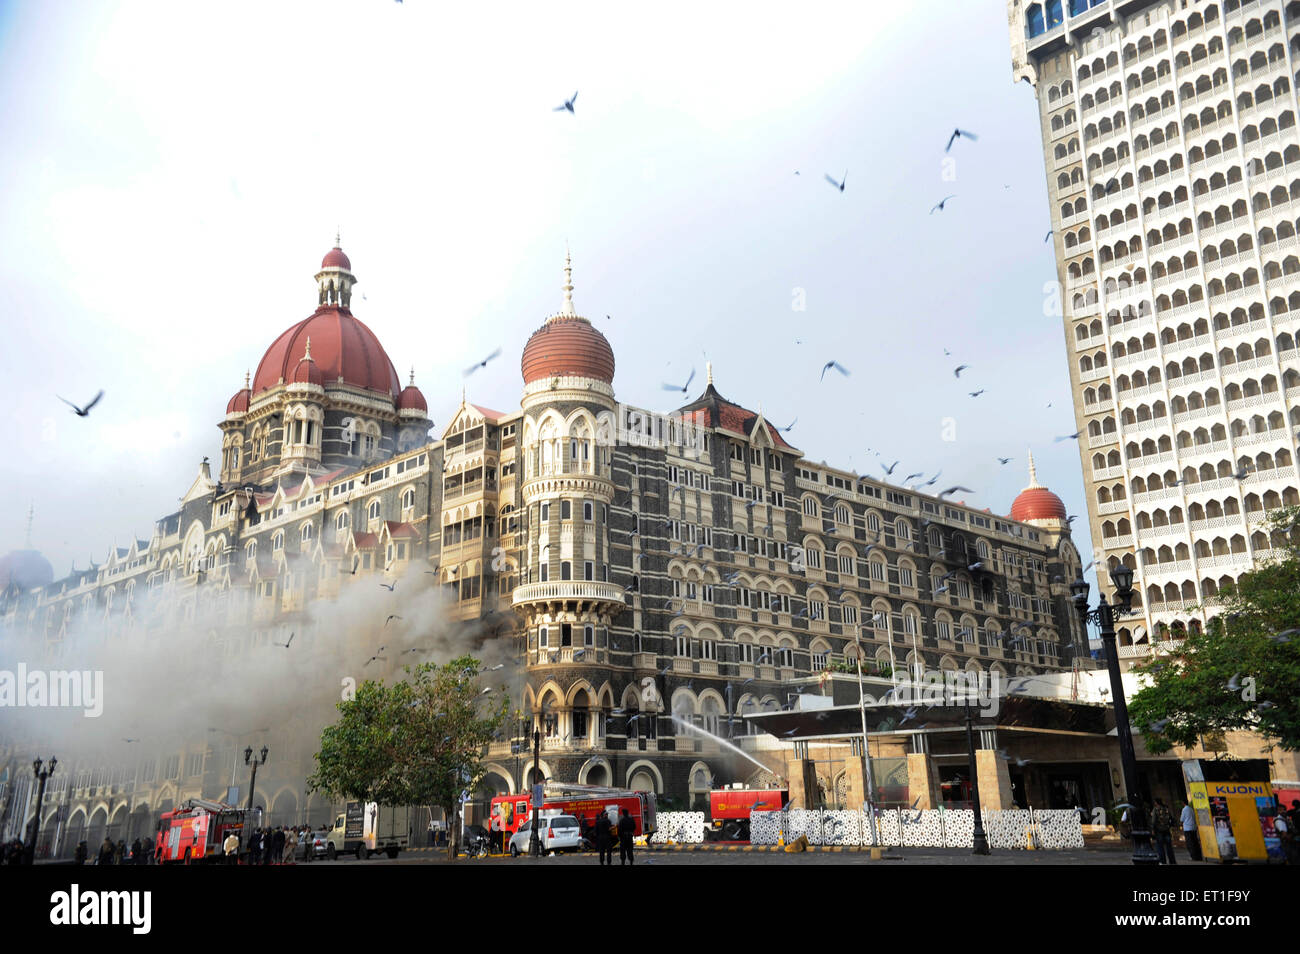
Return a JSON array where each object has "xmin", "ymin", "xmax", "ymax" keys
[{"xmin": 0, "ymin": 1, "xmax": 1097, "ymax": 582}]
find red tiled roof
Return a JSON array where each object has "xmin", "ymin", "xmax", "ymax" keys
[
  {"xmin": 253, "ymin": 306, "xmax": 400, "ymax": 398},
  {"xmin": 471, "ymin": 404, "xmax": 507, "ymax": 421},
  {"xmin": 1010, "ymin": 487, "xmax": 1067, "ymax": 522},
  {"xmin": 321, "ymin": 246, "xmax": 351, "ymax": 270},
  {"xmin": 384, "ymin": 521, "xmax": 419, "ymax": 539},
  {"xmin": 352, "ymin": 532, "xmax": 378, "ymax": 549},
  {"xmin": 521, "ymin": 316, "xmax": 615, "ymax": 384}
]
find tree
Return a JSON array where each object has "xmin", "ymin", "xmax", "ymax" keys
[
  {"xmin": 308, "ymin": 654, "xmax": 508, "ymax": 861},
  {"xmin": 1129, "ymin": 506, "xmax": 1300, "ymax": 753}
]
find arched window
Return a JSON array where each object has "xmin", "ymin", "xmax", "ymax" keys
[
  {"xmin": 336, "ymin": 511, "xmax": 349, "ymax": 531},
  {"xmin": 368, "ymin": 500, "xmax": 382, "ymax": 521}
]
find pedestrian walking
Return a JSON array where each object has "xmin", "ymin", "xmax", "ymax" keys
[
  {"xmin": 1180, "ymin": 798, "xmax": 1201, "ymax": 862},
  {"xmin": 249, "ymin": 828, "xmax": 262, "ymax": 866},
  {"xmin": 1151, "ymin": 798, "xmax": 1176, "ymax": 865},
  {"xmin": 617, "ymin": 808, "xmax": 635, "ymax": 866},
  {"xmin": 131, "ymin": 837, "xmax": 142, "ymax": 865},
  {"xmin": 282, "ymin": 827, "xmax": 296, "ymax": 865},
  {"xmin": 595, "ymin": 810, "xmax": 614, "ymax": 866},
  {"xmin": 98, "ymin": 837, "xmax": 115, "ymax": 866},
  {"xmin": 74, "ymin": 841, "xmax": 88, "ymax": 866}
]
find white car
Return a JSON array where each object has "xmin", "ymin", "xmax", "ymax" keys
[{"xmin": 509, "ymin": 815, "xmax": 583, "ymax": 856}]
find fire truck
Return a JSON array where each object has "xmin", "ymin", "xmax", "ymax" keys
[
  {"xmin": 156, "ymin": 798, "xmax": 254, "ymax": 864},
  {"xmin": 705, "ymin": 785, "xmax": 789, "ymax": 841},
  {"xmin": 488, "ymin": 783, "xmax": 657, "ymax": 847}
]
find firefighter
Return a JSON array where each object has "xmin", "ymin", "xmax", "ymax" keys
[
  {"xmin": 595, "ymin": 811, "xmax": 614, "ymax": 866},
  {"xmin": 617, "ymin": 808, "xmax": 635, "ymax": 865}
]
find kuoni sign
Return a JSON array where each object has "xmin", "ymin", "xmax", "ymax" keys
[{"xmin": 1182, "ymin": 759, "xmax": 1284, "ymax": 863}]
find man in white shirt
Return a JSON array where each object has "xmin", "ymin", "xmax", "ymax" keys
[
  {"xmin": 223, "ymin": 831, "xmax": 241, "ymax": 866},
  {"xmin": 1180, "ymin": 799, "xmax": 1201, "ymax": 862}
]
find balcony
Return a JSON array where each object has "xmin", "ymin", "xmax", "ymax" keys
[{"xmin": 512, "ymin": 580, "xmax": 626, "ymax": 610}]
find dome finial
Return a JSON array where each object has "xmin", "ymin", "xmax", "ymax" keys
[
  {"xmin": 706, "ymin": 361, "xmax": 714, "ymax": 386},
  {"xmin": 335, "ymin": 227, "xmax": 341, "ymax": 249},
  {"xmin": 244, "ymin": 369, "xmax": 250, "ymax": 389},
  {"xmin": 304, "ymin": 337, "xmax": 313, "ymax": 361},
  {"xmin": 410, "ymin": 366, "xmax": 415, "ymax": 386},
  {"xmin": 561, "ymin": 247, "xmax": 576, "ymax": 316},
  {"xmin": 1026, "ymin": 449, "xmax": 1040, "ymax": 488}
]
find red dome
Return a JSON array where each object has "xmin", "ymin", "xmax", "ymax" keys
[
  {"xmin": 321, "ymin": 246, "xmax": 351, "ymax": 270},
  {"xmin": 398, "ymin": 383, "xmax": 427, "ymax": 412},
  {"xmin": 521, "ymin": 316, "xmax": 615, "ymax": 385},
  {"xmin": 1010, "ymin": 487, "xmax": 1068, "ymax": 522},
  {"xmin": 253, "ymin": 307, "xmax": 401, "ymax": 398},
  {"xmin": 226, "ymin": 387, "xmax": 250, "ymax": 415}
]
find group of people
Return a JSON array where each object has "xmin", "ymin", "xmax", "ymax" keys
[
  {"xmin": 71, "ymin": 837, "xmax": 154, "ymax": 865},
  {"xmin": 585, "ymin": 808, "xmax": 638, "ymax": 866},
  {"xmin": 223, "ymin": 825, "xmax": 321, "ymax": 865},
  {"xmin": 1144, "ymin": 796, "xmax": 1300, "ymax": 864}
]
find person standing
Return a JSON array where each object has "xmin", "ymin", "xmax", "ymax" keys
[
  {"xmin": 1151, "ymin": 798, "xmax": 1176, "ymax": 865},
  {"xmin": 282, "ymin": 827, "xmax": 296, "ymax": 865},
  {"xmin": 74, "ymin": 841, "xmax": 88, "ymax": 866},
  {"xmin": 98, "ymin": 837, "xmax": 115, "ymax": 866},
  {"xmin": 617, "ymin": 808, "xmax": 635, "ymax": 866},
  {"xmin": 1180, "ymin": 798, "xmax": 1201, "ymax": 862},
  {"xmin": 249, "ymin": 828, "xmax": 262, "ymax": 866},
  {"xmin": 223, "ymin": 831, "xmax": 240, "ymax": 865},
  {"xmin": 131, "ymin": 838, "xmax": 142, "ymax": 866},
  {"xmin": 595, "ymin": 810, "xmax": 614, "ymax": 866},
  {"xmin": 142, "ymin": 834, "xmax": 154, "ymax": 865},
  {"xmin": 269, "ymin": 827, "xmax": 283, "ymax": 866}
]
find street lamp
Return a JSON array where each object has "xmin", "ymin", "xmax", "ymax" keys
[
  {"xmin": 960, "ymin": 702, "xmax": 990, "ymax": 855},
  {"xmin": 1071, "ymin": 565, "xmax": 1158, "ymax": 866},
  {"xmin": 529, "ymin": 729, "xmax": 541, "ymax": 857},
  {"xmin": 25, "ymin": 756, "xmax": 56, "ymax": 864},
  {"xmin": 243, "ymin": 745, "xmax": 268, "ymax": 816}
]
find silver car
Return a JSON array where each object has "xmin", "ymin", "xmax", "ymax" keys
[{"xmin": 509, "ymin": 815, "xmax": 582, "ymax": 856}]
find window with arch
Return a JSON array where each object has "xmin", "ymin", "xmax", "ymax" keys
[
  {"xmin": 367, "ymin": 500, "xmax": 381, "ymax": 521},
  {"xmin": 401, "ymin": 487, "xmax": 416, "ymax": 513},
  {"xmin": 866, "ymin": 512, "xmax": 881, "ymax": 533},
  {"xmin": 336, "ymin": 511, "xmax": 350, "ymax": 531},
  {"xmin": 301, "ymin": 523, "xmax": 313, "ymax": 543},
  {"xmin": 272, "ymin": 532, "xmax": 283, "ymax": 552},
  {"xmin": 802, "ymin": 496, "xmax": 818, "ymax": 516}
]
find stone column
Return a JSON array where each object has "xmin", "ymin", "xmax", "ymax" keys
[
  {"xmin": 907, "ymin": 753, "xmax": 939, "ymax": 809},
  {"xmin": 975, "ymin": 749, "xmax": 1015, "ymax": 811}
]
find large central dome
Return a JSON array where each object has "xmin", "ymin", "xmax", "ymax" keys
[{"xmin": 250, "ymin": 245, "xmax": 402, "ymax": 398}]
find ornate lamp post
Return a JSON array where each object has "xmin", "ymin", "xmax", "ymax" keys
[
  {"xmin": 529, "ymin": 729, "xmax": 542, "ymax": 857},
  {"xmin": 1071, "ymin": 565, "xmax": 1159, "ymax": 866},
  {"xmin": 961, "ymin": 702, "xmax": 991, "ymax": 855},
  {"xmin": 25, "ymin": 756, "xmax": 56, "ymax": 864},
  {"xmin": 243, "ymin": 745, "xmax": 268, "ymax": 815}
]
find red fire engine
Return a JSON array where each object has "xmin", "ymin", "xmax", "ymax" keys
[
  {"xmin": 488, "ymin": 784, "xmax": 657, "ymax": 844},
  {"xmin": 156, "ymin": 798, "xmax": 253, "ymax": 864},
  {"xmin": 706, "ymin": 785, "xmax": 789, "ymax": 841}
]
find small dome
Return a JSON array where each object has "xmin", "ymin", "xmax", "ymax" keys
[
  {"xmin": 321, "ymin": 245, "xmax": 351, "ymax": 270},
  {"xmin": 226, "ymin": 387, "xmax": 250, "ymax": 415},
  {"xmin": 521, "ymin": 315, "xmax": 615, "ymax": 385},
  {"xmin": 292, "ymin": 356, "xmax": 323, "ymax": 386},
  {"xmin": 0, "ymin": 550, "xmax": 54, "ymax": 592},
  {"xmin": 1009, "ymin": 451, "xmax": 1068, "ymax": 523},
  {"xmin": 398, "ymin": 372, "xmax": 427, "ymax": 413},
  {"xmin": 1010, "ymin": 487, "xmax": 1068, "ymax": 522}
]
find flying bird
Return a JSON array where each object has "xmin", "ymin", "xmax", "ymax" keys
[
  {"xmin": 385, "ymin": 615, "xmax": 402, "ymax": 626},
  {"xmin": 662, "ymin": 368, "xmax": 696, "ymax": 393},
  {"xmin": 553, "ymin": 90, "xmax": 578, "ymax": 113},
  {"xmin": 364, "ymin": 654, "xmax": 386, "ymax": 666},
  {"xmin": 881, "ymin": 460, "xmax": 900, "ymax": 475},
  {"xmin": 463, "ymin": 347, "xmax": 502, "ymax": 376},
  {"xmin": 58, "ymin": 391, "xmax": 104, "ymax": 417},
  {"xmin": 274, "ymin": 632, "xmax": 295, "ymax": 648},
  {"xmin": 903, "ymin": 472, "xmax": 925, "ymax": 484},
  {"xmin": 821, "ymin": 360, "xmax": 850, "ymax": 381},
  {"xmin": 997, "ymin": 457, "xmax": 1013, "ymax": 465},
  {"xmin": 930, "ymin": 195, "xmax": 956, "ymax": 214},
  {"xmin": 945, "ymin": 128, "xmax": 978, "ymax": 151},
  {"xmin": 379, "ymin": 581, "xmax": 396, "ymax": 592},
  {"xmin": 824, "ymin": 170, "xmax": 847, "ymax": 192},
  {"xmin": 1054, "ymin": 431, "xmax": 1083, "ymax": 442},
  {"xmin": 938, "ymin": 486, "xmax": 974, "ymax": 500},
  {"xmin": 777, "ymin": 418, "xmax": 797, "ymax": 433},
  {"xmin": 953, "ymin": 365, "xmax": 969, "ymax": 378},
  {"xmin": 969, "ymin": 390, "xmax": 985, "ymax": 398},
  {"xmin": 1044, "ymin": 230, "xmax": 1054, "ymax": 243}
]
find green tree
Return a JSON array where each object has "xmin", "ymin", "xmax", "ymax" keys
[
  {"xmin": 308, "ymin": 654, "xmax": 508, "ymax": 861},
  {"xmin": 1129, "ymin": 507, "xmax": 1300, "ymax": 753}
]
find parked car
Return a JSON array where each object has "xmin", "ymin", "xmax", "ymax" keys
[
  {"xmin": 509, "ymin": 815, "xmax": 582, "ymax": 856},
  {"xmin": 297, "ymin": 829, "xmax": 328, "ymax": 861}
]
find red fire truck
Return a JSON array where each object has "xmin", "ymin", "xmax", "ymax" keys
[
  {"xmin": 156, "ymin": 798, "xmax": 254, "ymax": 864},
  {"xmin": 706, "ymin": 785, "xmax": 789, "ymax": 841},
  {"xmin": 488, "ymin": 784, "xmax": 657, "ymax": 848}
]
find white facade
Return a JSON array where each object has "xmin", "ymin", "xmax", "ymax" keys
[{"xmin": 1010, "ymin": 0, "xmax": 1300, "ymax": 658}]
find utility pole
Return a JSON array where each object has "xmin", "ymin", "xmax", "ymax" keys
[{"xmin": 529, "ymin": 729, "xmax": 541, "ymax": 857}]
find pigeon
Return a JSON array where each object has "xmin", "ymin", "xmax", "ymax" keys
[
  {"xmin": 881, "ymin": 460, "xmax": 900, "ymax": 476},
  {"xmin": 824, "ymin": 170, "xmax": 847, "ymax": 192},
  {"xmin": 776, "ymin": 418, "xmax": 797, "ymax": 433},
  {"xmin": 379, "ymin": 581, "xmax": 396, "ymax": 592},
  {"xmin": 969, "ymin": 390, "xmax": 985, "ymax": 398},
  {"xmin": 274, "ymin": 632, "xmax": 295, "ymax": 648},
  {"xmin": 463, "ymin": 347, "xmax": 502, "ymax": 376},
  {"xmin": 1055, "ymin": 431, "xmax": 1083, "ymax": 442},
  {"xmin": 1269, "ymin": 629, "xmax": 1297, "ymax": 643},
  {"xmin": 997, "ymin": 457, "xmax": 1013, "ymax": 465},
  {"xmin": 58, "ymin": 391, "xmax": 105, "ymax": 417},
  {"xmin": 821, "ymin": 360, "xmax": 850, "ymax": 381},
  {"xmin": 364, "ymin": 654, "xmax": 386, "ymax": 666},
  {"xmin": 903, "ymin": 472, "xmax": 925, "ymax": 484},
  {"xmin": 662, "ymin": 369, "xmax": 696, "ymax": 393},
  {"xmin": 1149, "ymin": 718, "xmax": 1171, "ymax": 732},
  {"xmin": 930, "ymin": 195, "xmax": 956, "ymax": 214},
  {"xmin": 938, "ymin": 486, "xmax": 974, "ymax": 500},
  {"xmin": 1258, "ymin": 700, "xmax": 1277, "ymax": 710},
  {"xmin": 553, "ymin": 90, "xmax": 578, "ymax": 113},
  {"xmin": 953, "ymin": 365, "xmax": 969, "ymax": 378},
  {"xmin": 1231, "ymin": 466, "xmax": 1250, "ymax": 480},
  {"xmin": 945, "ymin": 128, "xmax": 978, "ymax": 152},
  {"xmin": 1044, "ymin": 230, "xmax": 1053, "ymax": 243},
  {"xmin": 385, "ymin": 615, "xmax": 402, "ymax": 626},
  {"xmin": 123, "ymin": 738, "xmax": 139, "ymax": 743}
]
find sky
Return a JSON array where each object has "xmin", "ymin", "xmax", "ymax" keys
[{"xmin": 0, "ymin": 0, "xmax": 1099, "ymax": 584}]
